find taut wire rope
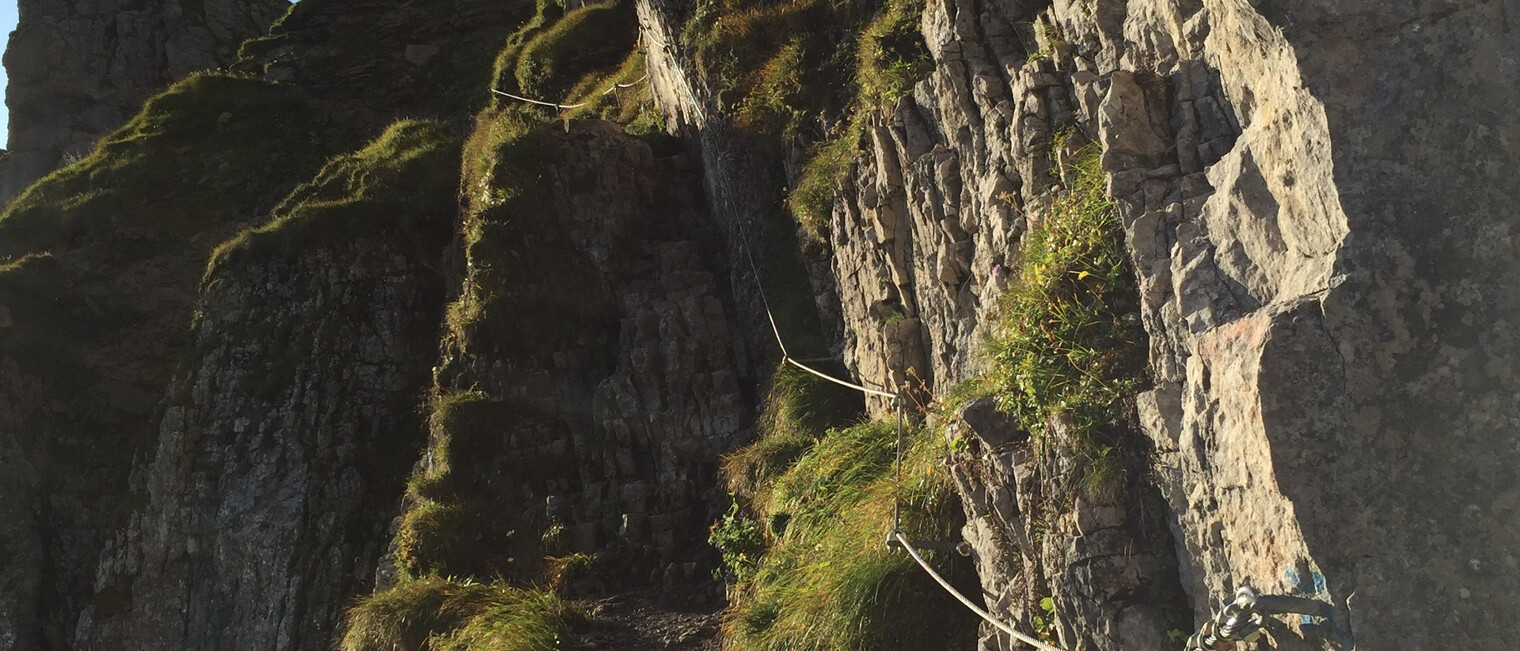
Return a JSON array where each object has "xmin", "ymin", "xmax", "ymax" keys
[
  {"xmin": 630, "ymin": 26, "xmax": 1065, "ymax": 651},
  {"xmin": 726, "ymin": 194, "xmax": 1065, "ymax": 651},
  {"xmin": 490, "ymin": 73, "xmax": 650, "ymax": 112},
  {"xmin": 893, "ymin": 531, "xmax": 1067, "ymax": 651}
]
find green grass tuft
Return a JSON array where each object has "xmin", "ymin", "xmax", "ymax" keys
[
  {"xmin": 720, "ymin": 418, "xmax": 977, "ymax": 650},
  {"xmin": 723, "ymin": 362, "xmax": 864, "ymax": 503},
  {"xmin": 716, "ymin": 361, "xmax": 974, "ymax": 650},
  {"xmin": 395, "ymin": 390, "xmax": 573, "ymax": 581},
  {"xmin": 787, "ymin": 116, "xmax": 868, "ymax": 238},
  {"xmin": 683, "ymin": 0, "xmax": 930, "ymax": 239},
  {"xmin": 982, "ymin": 139, "xmax": 1147, "ymax": 497},
  {"xmin": 342, "ymin": 576, "xmax": 588, "ymax": 651},
  {"xmin": 488, "ymin": 0, "xmax": 641, "ymax": 123},
  {"xmin": 513, "ymin": 0, "xmax": 636, "ymax": 100},
  {"xmin": 561, "ymin": 51, "xmax": 664, "ymax": 135},
  {"xmin": 855, "ymin": 0, "xmax": 934, "ymax": 109},
  {"xmin": 787, "ymin": 0, "xmax": 930, "ymax": 238}
]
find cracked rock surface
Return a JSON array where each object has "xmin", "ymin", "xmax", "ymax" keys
[{"xmin": 642, "ymin": 0, "xmax": 1520, "ymax": 647}]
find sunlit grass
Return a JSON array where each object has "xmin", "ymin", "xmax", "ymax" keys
[
  {"xmin": 980, "ymin": 138, "xmax": 1147, "ymax": 497},
  {"xmin": 716, "ymin": 363, "xmax": 974, "ymax": 650},
  {"xmin": 342, "ymin": 576, "xmax": 588, "ymax": 651}
]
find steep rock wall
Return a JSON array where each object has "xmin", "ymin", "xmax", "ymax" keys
[
  {"xmin": 1057, "ymin": 0, "xmax": 1520, "ymax": 647},
  {"xmin": 0, "ymin": 0, "xmax": 289, "ymax": 203},
  {"xmin": 0, "ymin": 0, "xmax": 528, "ymax": 646},
  {"xmin": 639, "ymin": 0, "xmax": 850, "ymax": 378},
  {"xmin": 0, "ymin": 75, "xmax": 331, "ymax": 650},
  {"xmin": 404, "ymin": 116, "xmax": 748, "ymax": 590},
  {"xmin": 77, "ymin": 121, "xmax": 461, "ymax": 651},
  {"xmin": 641, "ymin": 0, "xmax": 1192, "ymax": 646},
  {"xmin": 828, "ymin": 0, "xmax": 1198, "ymax": 647},
  {"xmin": 645, "ymin": 0, "xmax": 1520, "ymax": 647}
]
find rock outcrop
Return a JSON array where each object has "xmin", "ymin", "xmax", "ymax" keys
[
  {"xmin": 819, "ymin": 0, "xmax": 1197, "ymax": 646},
  {"xmin": 1097, "ymin": 1, "xmax": 1520, "ymax": 648},
  {"xmin": 0, "ymin": 1, "xmax": 526, "ymax": 646},
  {"xmin": 0, "ymin": 0, "xmax": 289, "ymax": 203},
  {"xmin": 0, "ymin": 0, "xmax": 1516, "ymax": 647},
  {"xmin": 406, "ymin": 116, "xmax": 749, "ymax": 591},
  {"xmin": 77, "ymin": 120, "xmax": 461, "ymax": 651},
  {"xmin": 641, "ymin": 0, "xmax": 1520, "ymax": 647},
  {"xmin": 0, "ymin": 74, "xmax": 332, "ymax": 650}
]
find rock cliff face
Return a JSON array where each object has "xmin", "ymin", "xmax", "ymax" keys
[
  {"xmin": 0, "ymin": 1, "xmax": 529, "ymax": 647},
  {"xmin": 0, "ymin": 75, "xmax": 332, "ymax": 649},
  {"xmin": 1060, "ymin": 1, "xmax": 1520, "ymax": 648},
  {"xmin": 640, "ymin": 0, "xmax": 1520, "ymax": 648},
  {"xmin": 0, "ymin": 0, "xmax": 289, "ymax": 203},
  {"xmin": 405, "ymin": 116, "xmax": 747, "ymax": 590},
  {"xmin": 1, "ymin": 0, "xmax": 1517, "ymax": 648},
  {"xmin": 78, "ymin": 121, "xmax": 461, "ymax": 650}
]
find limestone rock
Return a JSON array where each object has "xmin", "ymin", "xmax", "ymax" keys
[{"xmin": 636, "ymin": 0, "xmax": 1520, "ymax": 646}]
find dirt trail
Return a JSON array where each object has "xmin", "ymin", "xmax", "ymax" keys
[{"xmin": 573, "ymin": 590, "xmax": 724, "ymax": 650}]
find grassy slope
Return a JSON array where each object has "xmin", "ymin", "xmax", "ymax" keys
[
  {"xmin": 0, "ymin": 74, "xmax": 326, "ymax": 261},
  {"xmin": 715, "ymin": 365, "xmax": 978, "ymax": 650},
  {"xmin": 342, "ymin": 576, "xmax": 588, "ymax": 651},
  {"xmin": 205, "ymin": 118, "xmax": 462, "ymax": 284}
]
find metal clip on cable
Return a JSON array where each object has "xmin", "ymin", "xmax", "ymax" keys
[{"xmin": 1187, "ymin": 585, "xmax": 1341, "ymax": 651}]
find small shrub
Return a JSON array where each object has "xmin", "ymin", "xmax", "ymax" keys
[
  {"xmin": 542, "ymin": 553, "xmax": 594, "ymax": 591},
  {"xmin": 709, "ymin": 500, "xmax": 768, "ymax": 582}
]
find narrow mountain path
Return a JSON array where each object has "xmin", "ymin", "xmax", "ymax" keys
[{"xmin": 574, "ymin": 589, "xmax": 725, "ymax": 650}]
